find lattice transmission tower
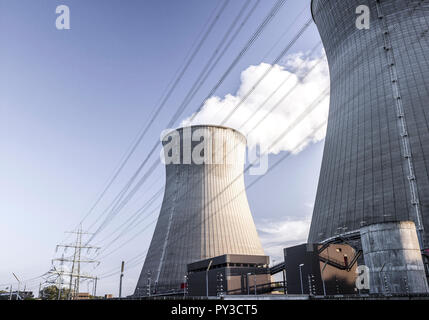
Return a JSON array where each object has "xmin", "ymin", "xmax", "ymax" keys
[{"xmin": 50, "ymin": 225, "xmax": 100, "ymax": 299}]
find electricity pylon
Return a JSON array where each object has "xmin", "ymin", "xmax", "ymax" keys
[{"xmin": 51, "ymin": 225, "xmax": 100, "ymax": 299}]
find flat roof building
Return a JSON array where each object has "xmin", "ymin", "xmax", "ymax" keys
[{"xmin": 187, "ymin": 254, "xmax": 271, "ymax": 296}]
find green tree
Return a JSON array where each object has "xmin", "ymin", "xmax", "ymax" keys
[{"xmin": 40, "ymin": 285, "xmax": 71, "ymax": 300}]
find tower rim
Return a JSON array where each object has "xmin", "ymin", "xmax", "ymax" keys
[
  {"xmin": 162, "ymin": 124, "xmax": 247, "ymax": 143},
  {"xmin": 310, "ymin": 0, "xmax": 316, "ymax": 21}
]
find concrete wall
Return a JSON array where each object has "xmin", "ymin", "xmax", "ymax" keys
[
  {"xmin": 187, "ymin": 254, "xmax": 271, "ymax": 296},
  {"xmin": 361, "ymin": 221, "xmax": 429, "ymax": 294},
  {"xmin": 308, "ymin": 0, "xmax": 429, "ymax": 247},
  {"xmin": 187, "ymin": 271, "xmax": 271, "ymax": 297},
  {"xmin": 319, "ymin": 244, "xmax": 359, "ymax": 294},
  {"xmin": 135, "ymin": 126, "xmax": 264, "ymax": 294},
  {"xmin": 284, "ymin": 243, "xmax": 358, "ymax": 295}
]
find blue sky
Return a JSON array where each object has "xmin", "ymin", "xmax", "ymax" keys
[{"xmin": 0, "ymin": 0, "xmax": 325, "ymax": 296}]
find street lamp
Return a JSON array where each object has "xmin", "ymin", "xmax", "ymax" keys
[
  {"xmin": 298, "ymin": 264, "xmax": 304, "ymax": 295},
  {"xmin": 206, "ymin": 260, "xmax": 213, "ymax": 297},
  {"xmin": 254, "ymin": 274, "xmax": 257, "ymax": 296},
  {"xmin": 184, "ymin": 275, "xmax": 188, "ymax": 297},
  {"xmin": 247, "ymin": 273, "xmax": 251, "ymax": 295},
  {"xmin": 147, "ymin": 271, "xmax": 152, "ymax": 297},
  {"xmin": 321, "ymin": 261, "xmax": 328, "ymax": 296}
]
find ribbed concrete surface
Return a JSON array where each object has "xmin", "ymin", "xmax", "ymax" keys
[
  {"xmin": 309, "ymin": 0, "xmax": 429, "ymax": 245},
  {"xmin": 135, "ymin": 125, "xmax": 264, "ymax": 294},
  {"xmin": 361, "ymin": 221, "xmax": 429, "ymax": 294}
]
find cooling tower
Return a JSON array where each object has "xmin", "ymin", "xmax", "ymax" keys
[
  {"xmin": 308, "ymin": 0, "xmax": 429, "ymax": 247},
  {"xmin": 135, "ymin": 125, "xmax": 264, "ymax": 294}
]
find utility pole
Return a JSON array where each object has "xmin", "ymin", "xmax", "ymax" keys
[
  {"xmin": 52, "ymin": 225, "xmax": 100, "ymax": 300},
  {"xmin": 93, "ymin": 277, "xmax": 98, "ymax": 297},
  {"xmin": 119, "ymin": 261, "xmax": 124, "ymax": 299},
  {"xmin": 12, "ymin": 272, "xmax": 20, "ymax": 300}
]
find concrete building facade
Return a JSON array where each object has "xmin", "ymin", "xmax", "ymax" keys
[
  {"xmin": 361, "ymin": 221, "xmax": 429, "ymax": 294},
  {"xmin": 187, "ymin": 254, "xmax": 271, "ymax": 296},
  {"xmin": 284, "ymin": 243, "xmax": 359, "ymax": 295},
  {"xmin": 135, "ymin": 125, "xmax": 264, "ymax": 294},
  {"xmin": 308, "ymin": 0, "xmax": 429, "ymax": 248}
]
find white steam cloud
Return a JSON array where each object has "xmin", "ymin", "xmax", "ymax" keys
[{"xmin": 181, "ymin": 52, "xmax": 330, "ymax": 155}]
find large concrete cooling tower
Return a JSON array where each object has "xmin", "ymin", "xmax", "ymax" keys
[
  {"xmin": 135, "ymin": 125, "xmax": 264, "ymax": 294},
  {"xmin": 308, "ymin": 0, "xmax": 429, "ymax": 247}
]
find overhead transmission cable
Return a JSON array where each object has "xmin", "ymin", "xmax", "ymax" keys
[
  {"xmin": 89, "ymin": 22, "xmax": 328, "ymax": 276},
  {"xmin": 215, "ymin": 17, "xmax": 314, "ymax": 125},
  {"xmin": 97, "ymin": 85, "xmax": 330, "ymax": 277},
  {"xmin": 53, "ymin": 1, "xmax": 228, "ymax": 256},
  {"xmin": 86, "ymin": 0, "xmax": 288, "ymax": 244},
  {"xmin": 238, "ymin": 41, "xmax": 323, "ymax": 131},
  {"xmin": 91, "ymin": 10, "xmax": 317, "ymax": 255},
  {"xmin": 92, "ymin": 45, "xmax": 325, "ymax": 263},
  {"xmin": 88, "ymin": 0, "xmax": 256, "ymax": 240},
  {"xmin": 68, "ymin": 1, "xmax": 227, "ymax": 236},
  {"xmin": 84, "ymin": 0, "xmax": 232, "ymax": 240},
  {"xmin": 98, "ymin": 90, "xmax": 329, "ymax": 280},
  {"xmin": 91, "ymin": 14, "xmax": 318, "ymax": 258}
]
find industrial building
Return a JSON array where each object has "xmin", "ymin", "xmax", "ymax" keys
[
  {"xmin": 186, "ymin": 254, "xmax": 272, "ymax": 296},
  {"xmin": 134, "ymin": 125, "xmax": 264, "ymax": 295},
  {"xmin": 133, "ymin": 0, "xmax": 429, "ymax": 298},
  {"xmin": 308, "ymin": 0, "xmax": 429, "ymax": 294},
  {"xmin": 284, "ymin": 243, "xmax": 359, "ymax": 295},
  {"xmin": 360, "ymin": 221, "xmax": 429, "ymax": 294}
]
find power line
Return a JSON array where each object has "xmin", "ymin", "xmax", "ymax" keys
[
  {"xmin": 85, "ymin": 0, "xmax": 288, "ymax": 244},
  {"xmin": 94, "ymin": 41, "xmax": 324, "ymax": 255},
  {"xmin": 72, "ymin": 0, "xmax": 230, "ymax": 236},
  {"xmin": 87, "ymin": 0, "xmax": 253, "ymax": 240},
  {"xmin": 96, "ymin": 204, "xmax": 161, "ymax": 257},
  {"xmin": 94, "ymin": 187, "xmax": 163, "ymax": 246},
  {"xmin": 217, "ymin": 17, "xmax": 314, "ymax": 126},
  {"xmin": 17, "ymin": 2, "xmax": 312, "ymax": 290},
  {"xmin": 238, "ymin": 41, "xmax": 323, "ymax": 131},
  {"xmin": 98, "ymin": 42, "xmax": 388, "ymax": 280},
  {"xmin": 239, "ymin": 53, "xmax": 326, "ymax": 133},
  {"xmin": 77, "ymin": 3, "xmax": 317, "ymax": 286},
  {"xmin": 99, "ymin": 117, "xmax": 329, "ymax": 281},
  {"xmin": 167, "ymin": 0, "xmax": 262, "ymax": 127},
  {"xmin": 90, "ymin": 28, "xmax": 324, "ymax": 262},
  {"xmin": 53, "ymin": 226, "xmax": 100, "ymax": 299},
  {"xmin": 261, "ymin": 2, "xmax": 310, "ymax": 61},
  {"xmin": 189, "ymin": 0, "xmax": 288, "ymax": 122},
  {"xmin": 96, "ymin": 86, "xmax": 330, "ymax": 282}
]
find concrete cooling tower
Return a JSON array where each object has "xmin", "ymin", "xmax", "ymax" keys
[
  {"xmin": 308, "ymin": 0, "xmax": 429, "ymax": 247},
  {"xmin": 135, "ymin": 125, "xmax": 264, "ymax": 294}
]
